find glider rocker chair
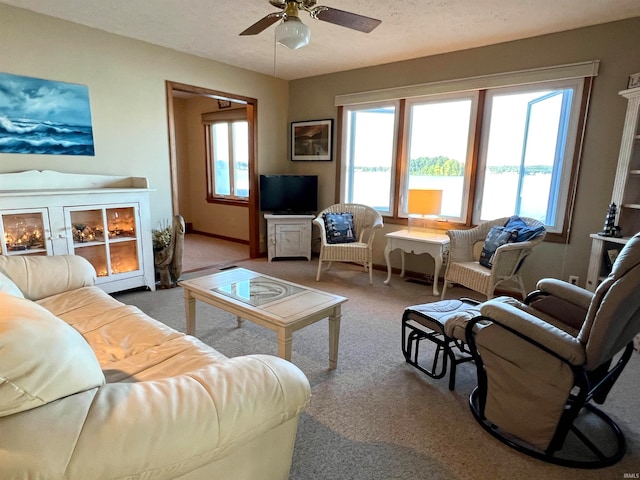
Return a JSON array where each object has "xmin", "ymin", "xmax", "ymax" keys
[
  {"xmin": 440, "ymin": 216, "xmax": 546, "ymax": 300},
  {"xmin": 465, "ymin": 233, "xmax": 640, "ymax": 468},
  {"xmin": 314, "ymin": 203, "xmax": 383, "ymax": 284}
]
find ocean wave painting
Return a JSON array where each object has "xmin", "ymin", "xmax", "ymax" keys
[{"xmin": 0, "ymin": 72, "xmax": 95, "ymax": 156}]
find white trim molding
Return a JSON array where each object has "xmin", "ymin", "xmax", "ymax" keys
[{"xmin": 335, "ymin": 61, "xmax": 600, "ymax": 106}]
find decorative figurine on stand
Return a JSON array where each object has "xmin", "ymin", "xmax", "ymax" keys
[{"xmin": 600, "ymin": 203, "xmax": 622, "ymax": 237}]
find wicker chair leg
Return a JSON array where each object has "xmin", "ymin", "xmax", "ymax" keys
[{"xmin": 440, "ymin": 281, "xmax": 449, "ymax": 300}]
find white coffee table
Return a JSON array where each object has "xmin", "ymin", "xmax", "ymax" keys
[
  {"xmin": 384, "ymin": 229, "xmax": 450, "ymax": 296},
  {"xmin": 179, "ymin": 267, "xmax": 348, "ymax": 369}
]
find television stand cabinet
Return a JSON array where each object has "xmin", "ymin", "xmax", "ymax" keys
[{"xmin": 264, "ymin": 214, "xmax": 314, "ymax": 261}]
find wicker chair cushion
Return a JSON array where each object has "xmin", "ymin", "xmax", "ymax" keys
[{"xmin": 323, "ymin": 212, "xmax": 357, "ymax": 244}]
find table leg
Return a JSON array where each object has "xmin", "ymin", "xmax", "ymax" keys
[
  {"xmin": 432, "ymin": 252, "xmax": 443, "ymax": 296},
  {"xmin": 384, "ymin": 242, "xmax": 393, "ymax": 284},
  {"xmin": 184, "ymin": 289, "xmax": 196, "ymax": 335},
  {"xmin": 277, "ymin": 328, "xmax": 293, "ymax": 362},
  {"xmin": 399, "ymin": 251, "xmax": 406, "ymax": 278},
  {"xmin": 328, "ymin": 306, "xmax": 342, "ymax": 370}
]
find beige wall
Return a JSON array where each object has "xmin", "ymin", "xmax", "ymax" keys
[
  {"xmin": 288, "ymin": 17, "xmax": 640, "ymax": 290},
  {"xmin": 0, "ymin": 4, "xmax": 288, "ymax": 240}
]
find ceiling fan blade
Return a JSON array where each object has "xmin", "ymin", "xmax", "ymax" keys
[
  {"xmin": 239, "ymin": 12, "xmax": 282, "ymax": 36},
  {"xmin": 315, "ymin": 7, "xmax": 381, "ymax": 33}
]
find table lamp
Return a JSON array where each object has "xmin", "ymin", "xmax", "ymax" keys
[{"xmin": 407, "ymin": 189, "xmax": 443, "ymax": 230}]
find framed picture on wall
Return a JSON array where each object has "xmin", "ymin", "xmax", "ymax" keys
[
  {"xmin": 628, "ymin": 72, "xmax": 640, "ymax": 90},
  {"xmin": 291, "ymin": 119, "xmax": 333, "ymax": 161}
]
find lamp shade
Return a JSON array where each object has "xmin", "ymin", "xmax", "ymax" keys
[
  {"xmin": 408, "ymin": 189, "xmax": 443, "ymax": 216},
  {"xmin": 275, "ymin": 17, "xmax": 310, "ymax": 50}
]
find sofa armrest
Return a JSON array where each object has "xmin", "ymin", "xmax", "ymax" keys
[
  {"xmin": 65, "ymin": 354, "xmax": 311, "ymax": 479},
  {"xmin": 480, "ymin": 300, "xmax": 586, "ymax": 365},
  {"xmin": 0, "ymin": 255, "xmax": 96, "ymax": 301}
]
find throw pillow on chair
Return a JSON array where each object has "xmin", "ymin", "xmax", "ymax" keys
[{"xmin": 323, "ymin": 212, "xmax": 357, "ymax": 244}]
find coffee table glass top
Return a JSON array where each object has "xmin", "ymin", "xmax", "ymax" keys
[{"xmin": 212, "ymin": 276, "xmax": 304, "ymax": 307}]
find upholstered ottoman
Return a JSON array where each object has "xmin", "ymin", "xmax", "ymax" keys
[{"xmin": 402, "ymin": 298, "xmax": 482, "ymax": 390}]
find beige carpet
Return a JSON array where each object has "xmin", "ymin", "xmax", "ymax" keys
[{"xmin": 115, "ymin": 243, "xmax": 640, "ymax": 480}]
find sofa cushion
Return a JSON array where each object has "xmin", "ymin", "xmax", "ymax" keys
[
  {"xmin": 0, "ymin": 271, "xmax": 24, "ymax": 298},
  {"xmin": 323, "ymin": 212, "xmax": 357, "ymax": 244},
  {"xmin": 0, "ymin": 293, "xmax": 105, "ymax": 417}
]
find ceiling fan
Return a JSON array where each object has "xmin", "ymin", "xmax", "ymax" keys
[{"xmin": 240, "ymin": 0, "xmax": 381, "ymax": 50}]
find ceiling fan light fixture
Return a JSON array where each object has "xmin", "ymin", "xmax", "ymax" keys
[{"xmin": 275, "ymin": 16, "xmax": 311, "ymax": 49}]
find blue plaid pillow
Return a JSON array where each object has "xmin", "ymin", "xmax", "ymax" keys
[
  {"xmin": 323, "ymin": 212, "xmax": 357, "ymax": 244},
  {"xmin": 479, "ymin": 226, "xmax": 518, "ymax": 269}
]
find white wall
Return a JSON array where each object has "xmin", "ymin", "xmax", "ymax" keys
[{"xmin": 0, "ymin": 4, "xmax": 288, "ymax": 232}]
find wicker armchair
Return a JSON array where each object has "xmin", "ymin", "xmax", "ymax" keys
[
  {"xmin": 441, "ymin": 217, "xmax": 545, "ymax": 300},
  {"xmin": 314, "ymin": 203, "xmax": 383, "ymax": 284}
]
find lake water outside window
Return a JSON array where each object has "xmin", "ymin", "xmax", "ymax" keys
[{"xmin": 341, "ymin": 78, "xmax": 584, "ymax": 236}]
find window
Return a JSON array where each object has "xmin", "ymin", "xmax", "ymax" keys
[
  {"xmin": 339, "ymin": 66, "xmax": 594, "ymax": 240},
  {"xmin": 474, "ymin": 81, "xmax": 581, "ymax": 232},
  {"xmin": 403, "ymin": 93, "xmax": 478, "ymax": 221},
  {"xmin": 204, "ymin": 119, "xmax": 249, "ymax": 201},
  {"xmin": 341, "ymin": 103, "xmax": 398, "ymax": 215}
]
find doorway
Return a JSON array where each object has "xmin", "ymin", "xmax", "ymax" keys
[{"xmin": 165, "ymin": 81, "xmax": 260, "ymax": 258}]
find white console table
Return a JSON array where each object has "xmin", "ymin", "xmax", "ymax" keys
[
  {"xmin": 264, "ymin": 214, "xmax": 314, "ymax": 261},
  {"xmin": 384, "ymin": 229, "xmax": 450, "ymax": 296}
]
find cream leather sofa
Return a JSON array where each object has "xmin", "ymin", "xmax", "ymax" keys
[{"xmin": 0, "ymin": 255, "xmax": 311, "ymax": 480}]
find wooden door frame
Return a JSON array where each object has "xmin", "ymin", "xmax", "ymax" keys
[{"xmin": 165, "ymin": 80, "xmax": 260, "ymax": 258}]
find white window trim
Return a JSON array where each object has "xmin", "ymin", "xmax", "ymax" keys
[{"xmin": 335, "ymin": 61, "xmax": 599, "ymax": 106}]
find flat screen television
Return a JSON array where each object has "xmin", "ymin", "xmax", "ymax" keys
[{"xmin": 259, "ymin": 174, "xmax": 318, "ymax": 214}]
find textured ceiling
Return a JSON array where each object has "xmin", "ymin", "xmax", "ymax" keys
[{"xmin": 2, "ymin": 0, "xmax": 640, "ymax": 80}]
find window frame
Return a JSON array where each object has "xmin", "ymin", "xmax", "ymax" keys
[
  {"xmin": 203, "ymin": 113, "xmax": 250, "ymax": 205},
  {"xmin": 472, "ymin": 79, "xmax": 585, "ymax": 234},
  {"xmin": 337, "ymin": 74, "xmax": 593, "ymax": 243},
  {"xmin": 340, "ymin": 100, "xmax": 401, "ymax": 216},
  {"xmin": 400, "ymin": 91, "xmax": 480, "ymax": 222}
]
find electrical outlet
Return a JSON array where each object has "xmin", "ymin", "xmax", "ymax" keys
[{"xmin": 569, "ymin": 275, "xmax": 579, "ymax": 286}]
